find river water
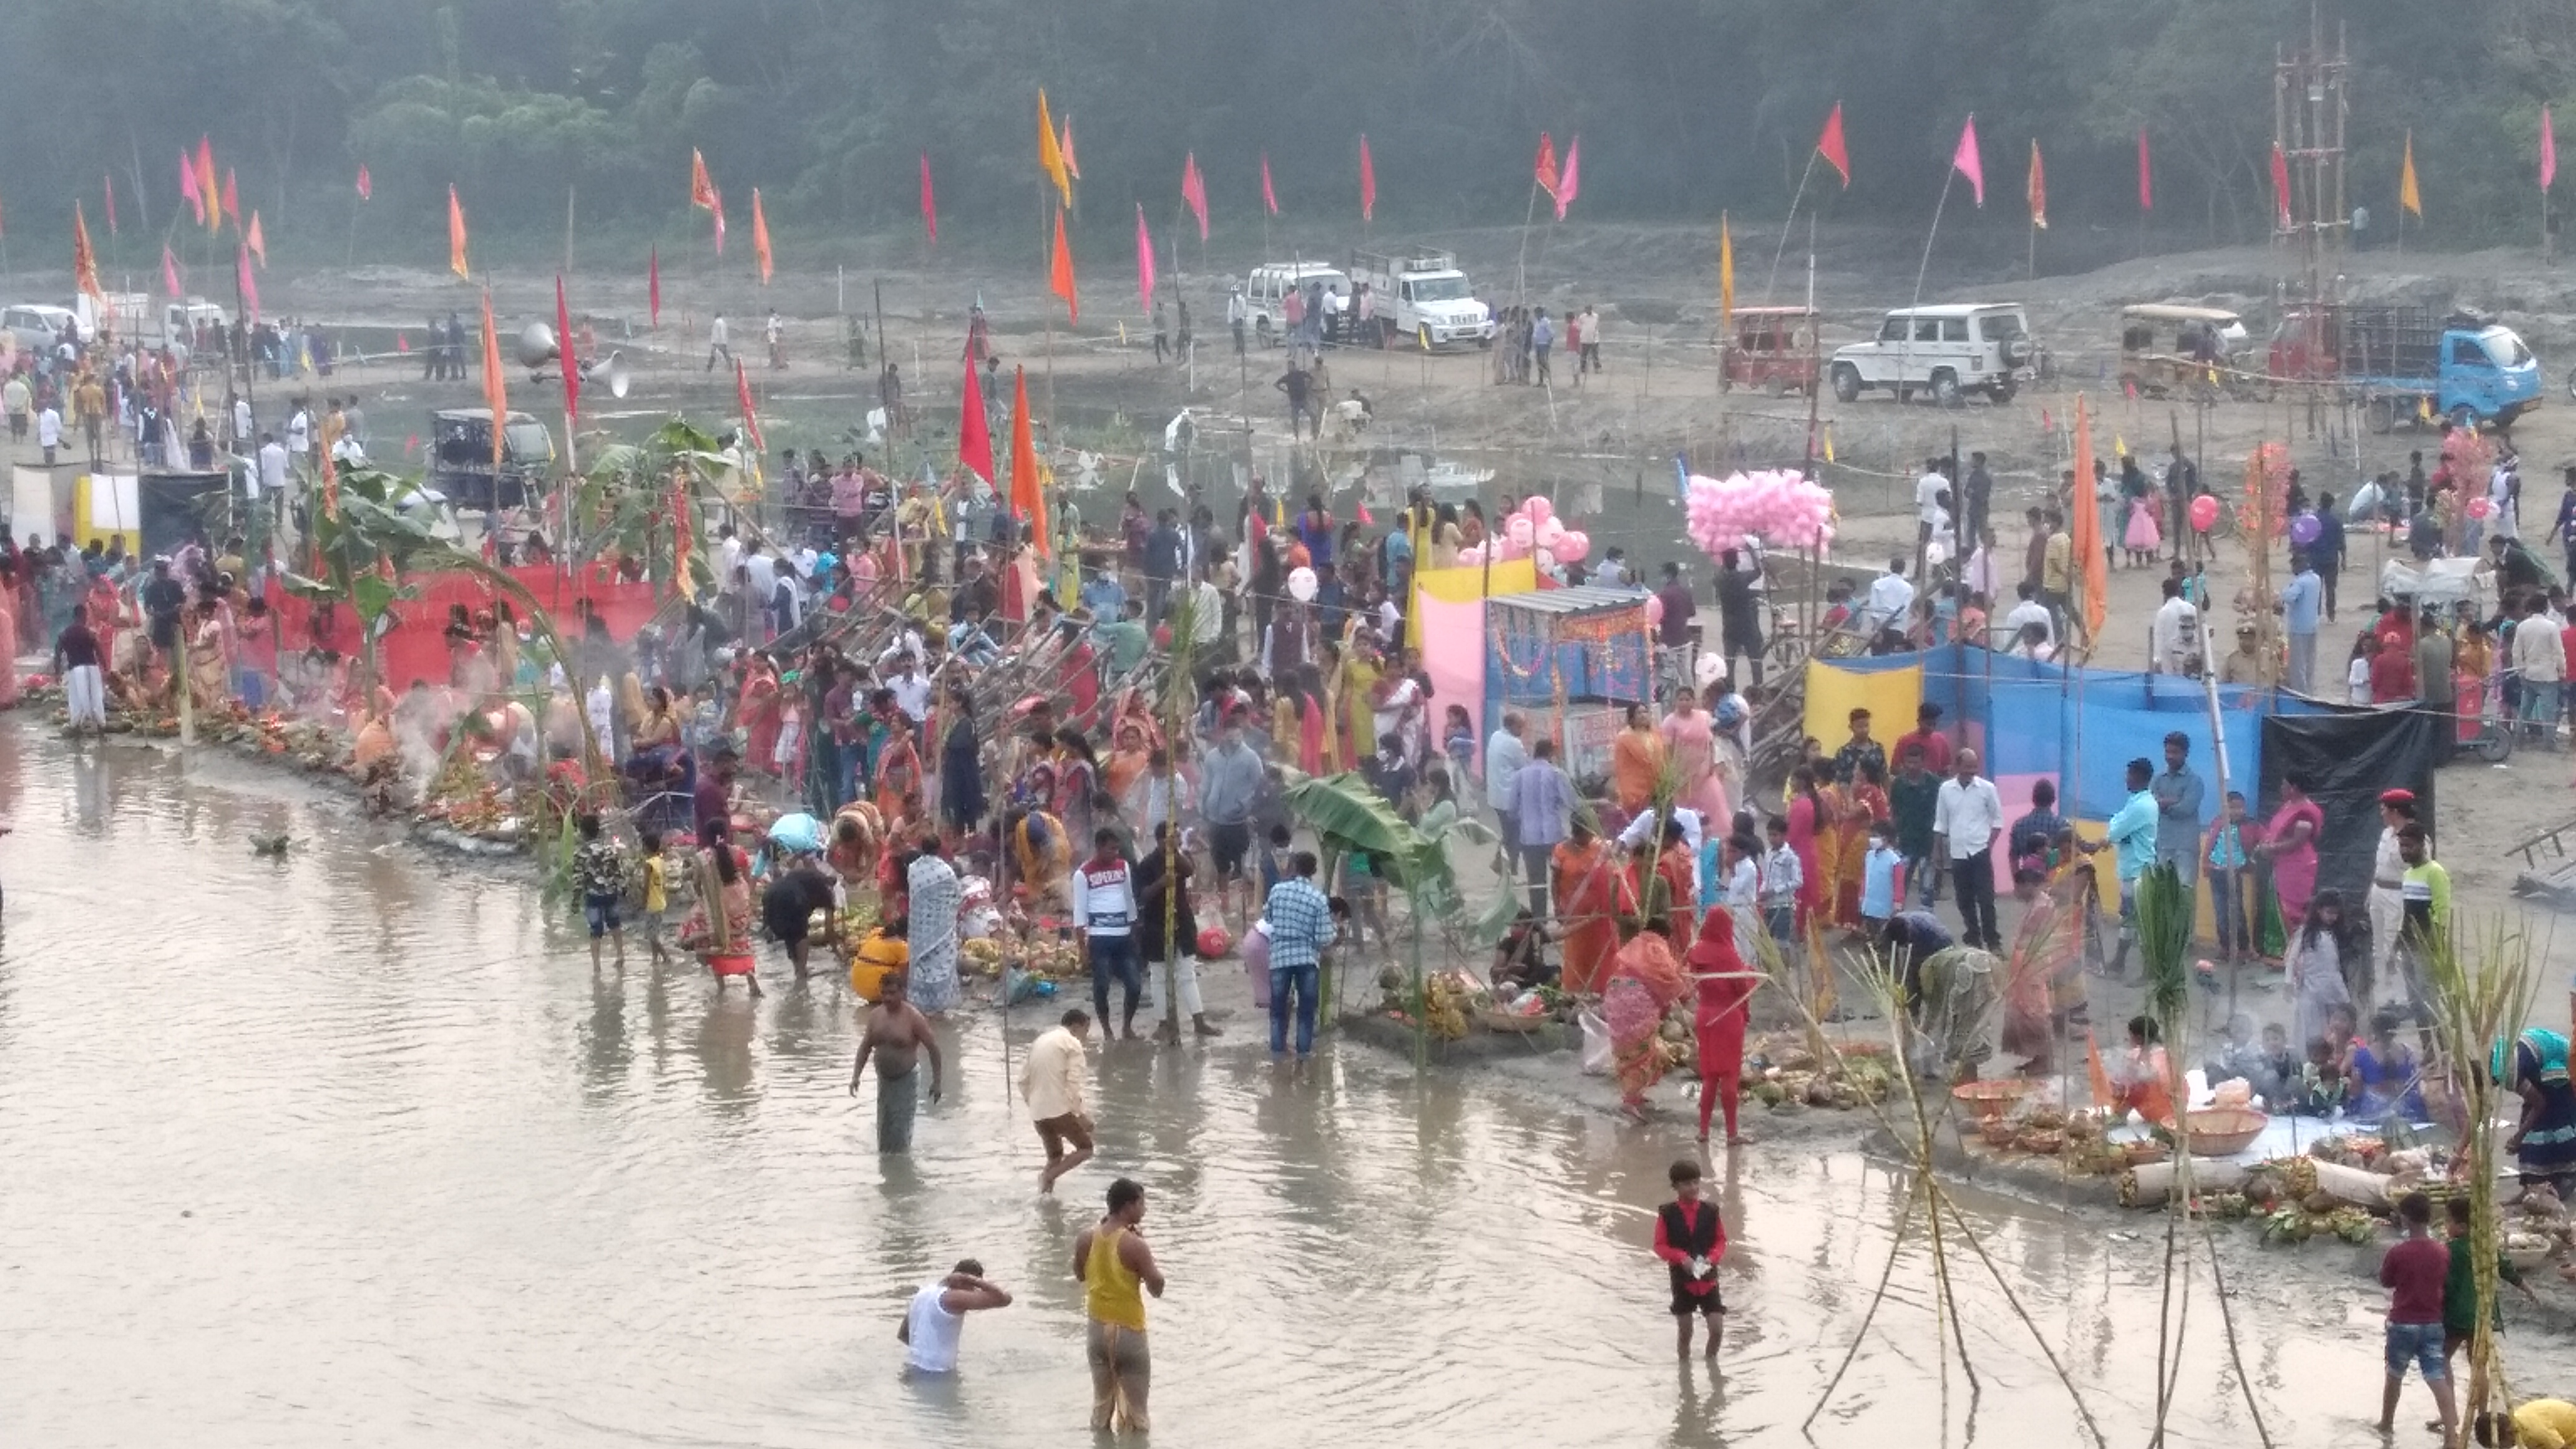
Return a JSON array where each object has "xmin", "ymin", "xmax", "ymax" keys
[{"xmin": 0, "ymin": 726, "xmax": 2419, "ymax": 1447}]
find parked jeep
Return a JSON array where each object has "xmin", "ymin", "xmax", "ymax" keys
[{"xmin": 1830, "ymin": 303, "xmax": 2034, "ymax": 407}]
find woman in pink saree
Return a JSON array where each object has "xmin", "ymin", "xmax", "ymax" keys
[
  {"xmin": 1659, "ymin": 693, "xmax": 1728, "ymax": 822},
  {"xmin": 0, "ymin": 567, "xmax": 20, "ymax": 706},
  {"xmin": 2256, "ymin": 773, "xmax": 2326, "ymax": 944}
]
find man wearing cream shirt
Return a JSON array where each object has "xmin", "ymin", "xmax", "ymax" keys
[{"xmin": 1022, "ymin": 1007, "xmax": 1096, "ymax": 1194}]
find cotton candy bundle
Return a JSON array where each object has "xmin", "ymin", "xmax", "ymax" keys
[{"xmin": 1684, "ymin": 469, "xmax": 1838, "ymax": 560}]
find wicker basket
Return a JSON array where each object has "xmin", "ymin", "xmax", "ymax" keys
[
  {"xmin": 1951, "ymin": 1078, "xmax": 2039, "ymax": 1123},
  {"xmin": 2159, "ymin": 1106, "xmax": 2271, "ymax": 1158},
  {"xmin": 1479, "ymin": 1007, "xmax": 1550, "ymax": 1034}
]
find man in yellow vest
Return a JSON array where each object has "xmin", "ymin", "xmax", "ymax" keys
[{"xmin": 1073, "ymin": 1177, "xmax": 1165, "ymax": 1435}]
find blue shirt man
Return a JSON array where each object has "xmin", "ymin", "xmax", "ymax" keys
[{"xmin": 2105, "ymin": 759, "xmax": 2161, "ymax": 889}]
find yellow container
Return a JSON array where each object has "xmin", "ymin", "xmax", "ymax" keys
[{"xmin": 848, "ymin": 935, "xmax": 910, "ymax": 1002}]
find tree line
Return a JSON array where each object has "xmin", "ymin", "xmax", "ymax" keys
[{"xmin": 2, "ymin": 0, "xmax": 2569, "ymax": 267}]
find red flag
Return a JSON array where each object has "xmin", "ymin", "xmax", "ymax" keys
[
  {"xmin": 690, "ymin": 149, "xmax": 716, "ymax": 210},
  {"xmin": 397, "ymin": 334, "xmax": 409, "ymax": 354},
  {"xmin": 1181, "ymin": 154, "xmax": 1209, "ymax": 241},
  {"xmin": 237, "ymin": 240, "xmax": 260, "ymax": 323},
  {"xmin": 920, "ymin": 154, "xmax": 937, "ymax": 245},
  {"xmin": 1136, "ymin": 204, "xmax": 1158, "ymax": 315},
  {"xmin": 556, "ymin": 275, "xmax": 580, "ymax": 423},
  {"xmin": 734, "ymin": 358, "xmax": 763, "ymax": 452},
  {"xmin": 1534, "ymin": 133, "xmax": 1560, "ymax": 198},
  {"xmin": 1951, "ymin": 115, "xmax": 1984, "ymax": 207},
  {"xmin": 246, "ymin": 211, "xmax": 266, "ymax": 267},
  {"xmin": 1261, "ymin": 152, "xmax": 1279, "ymax": 215},
  {"xmin": 2545, "ymin": 105, "xmax": 2559, "ymax": 192},
  {"xmin": 1359, "ymin": 135, "xmax": 1376, "ymax": 222},
  {"xmin": 355, "ymin": 164, "xmax": 371, "ymax": 201},
  {"xmin": 751, "ymin": 188, "xmax": 773, "ymax": 285},
  {"xmin": 1048, "ymin": 209, "xmax": 1078, "ymax": 323},
  {"xmin": 1817, "ymin": 103, "xmax": 1851, "ymax": 187},
  {"xmin": 162, "ymin": 243, "xmax": 183, "ymax": 300},
  {"xmin": 221, "ymin": 169, "xmax": 239, "ymax": 228},
  {"xmin": 2027, "ymin": 140, "xmax": 2048, "ymax": 230},
  {"xmin": 1554, "ymin": 137, "xmax": 1580, "ymax": 220},
  {"xmin": 180, "ymin": 149, "xmax": 204, "ymax": 223},
  {"xmin": 104, "ymin": 174, "xmax": 117, "ymax": 235},
  {"xmin": 648, "ymin": 246, "xmax": 660, "ymax": 327},
  {"xmin": 2137, "ymin": 129, "xmax": 2153, "ymax": 212},
  {"xmin": 957, "ymin": 353, "xmax": 994, "ymax": 484},
  {"xmin": 72, "ymin": 203, "xmax": 104, "ymax": 303},
  {"xmin": 2270, "ymin": 142, "xmax": 2293, "ymax": 232},
  {"xmin": 1008, "ymin": 366, "xmax": 1048, "ymax": 556},
  {"xmin": 481, "ymin": 290, "xmax": 507, "ymax": 467}
]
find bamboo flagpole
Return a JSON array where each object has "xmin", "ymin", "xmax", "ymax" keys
[{"xmin": 1914, "ymin": 116, "xmax": 1983, "ymax": 309}]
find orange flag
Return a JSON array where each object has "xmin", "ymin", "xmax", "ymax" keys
[
  {"xmin": 2086, "ymin": 1028, "xmax": 2115, "ymax": 1110},
  {"xmin": 72, "ymin": 202, "xmax": 104, "ymax": 303},
  {"xmin": 690, "ymin": 149, "xmax": 716, "ymax": 210},
  {"xmin": 1048, "ymin": 208, "xmax": 1078, "ymax": 323},
  {"xmin": 1037, "ymin": 90, "xmax": 1071, "ymax": 207},
  {"xmin": 2067, "ymin": 393, "xmax": 2107, "ymax": 640},
  {"xmin": 734, "ymin": 358, "xmax": 764, "ymax": 452},
  {"xmin": 479, "ymin": 290, "xmax": 507, "ymax": 468},
  {"xmin": 1008, "ymin": 366, "xmax": 1048, "ymax": 556},
  {"xmin": 221, "ymin": 170, "xmax": 239, "ymax": 228},
  {"xmin": 448, "ymin": 185, "xmax": 469, "ymax": 278},
  {"xmin": 198, "ymin": 136, "xmax": 218, "ymax": 231},
  {"xmin": 751, "ymin": 188, "xmax": 773, "ymax": 285},
  {"xmin": 246, "ymin": 211, "xmax": 267, "ymax": 266}
]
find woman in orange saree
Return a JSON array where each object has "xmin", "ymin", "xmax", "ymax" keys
[
  {"xmin": 1611, "ymin": 703, "xmax": 1666, "ymax": 815},
  {"xmin": 1832, "ymin": 761, "xmax": 1891, "ymax": 929},
  {"xmin": 1783, "ymin": 765, "xmax": 1830, "ymax": 933},
  {"xmin": 1604, "ymin": 922, "xmax": 1689, "ymax": 1115},
  {"xmin": 2000, "ymin": 864, "xmax": 2082, "ymax": 1073},
  {"xmin": 736, "ymin": 655, "xmax": 783, "ymax": 779},
  {"xmin": 1552, "ymin": 821, "xmax": 1633, "ymax": 995}
]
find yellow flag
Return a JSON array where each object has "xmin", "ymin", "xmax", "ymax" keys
[
  {"xmin": 1037, "ymin": 90, "xmax": 1071, "ymax": 207},
  {"xmin": 1718, "ymin": 212, "xmax": 1735, "ymax": 332},
  {"xmin": 1822, "ymin": 424, "xmax": 1835, "ymax": 463},
  {"xmin": 2400, "ymin": 130, "xmax": 2422, "ymax": 218}
]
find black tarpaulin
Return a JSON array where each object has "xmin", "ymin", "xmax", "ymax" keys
[{"xmin": 2257, "ymin": 705, "xmax": 2440, "ymax": 914}]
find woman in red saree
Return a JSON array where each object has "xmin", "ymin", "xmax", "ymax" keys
[
  {"xmin": 1784, "ymin": 764, "xmax": 1830, "ymax": 932},
  {"xmin": 1832, "ymin": 761, "xmax": 1891, "ymax": 929},
  {"xmin": 1604, "ymin": 922, "xmax": 1689, "ymax": 1116},
  {"xmin": 1653, "ymin": 826, "xmax": 1698, "ymax": 941},
  {"xmin": 736, "ymin": 655, "xmax": 784, "ymax": 779},
  {"xmin": 1552, "ymin": 821, "xmax": 1633, "ymax": 995},
  {"xmin": 1688, "ymin": 907, "xmax": 1760, "ymax": 1143}
]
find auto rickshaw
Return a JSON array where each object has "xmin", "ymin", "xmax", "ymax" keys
[
  {"xmin": 1720, "ymin": 306, "xmax": 1820, "ymax": 396},
  {"xmin": 2118, "ymin": 303, "xmax": 2259, "ymax": 401}
]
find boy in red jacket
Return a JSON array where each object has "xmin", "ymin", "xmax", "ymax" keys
[{"xmin": 1652, "ymin": 1159, "xmax": 1728, "ymax": 1359}]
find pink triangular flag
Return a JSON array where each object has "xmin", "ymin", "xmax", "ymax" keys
[
  {"xmin": 2545, "ymin": 105, "xmax": 2559, "ymax": 193},
  {"xmin": 1952, "ymin": 115, "xmax": 1984, "ymax": 207},
  {"xmin": 1135, "ymin": 204, "xmax": 1158, "ymax": 318},
  {"xmin": 1554, "ymin": 137, "xmax": 1580, "ymax": 220}
]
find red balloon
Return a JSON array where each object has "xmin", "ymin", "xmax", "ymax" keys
[
  {"xmin": 2188, "ymin": 494, "xmax": 2221, "ymax": 532},
  {"xmin": 1196, "ymin": 925, "xmax": 1234, "ymax": 959}
]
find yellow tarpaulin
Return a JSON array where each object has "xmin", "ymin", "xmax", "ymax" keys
[
  {"xmin": 1408, "ymin": 559, "xmax": 1538, "ymax": 648},
  {"xmin": 1801, "ymin": 660, "xmax": 1923, "ymax": 758}
]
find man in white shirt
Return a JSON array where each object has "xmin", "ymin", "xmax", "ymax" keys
[
  {"xmin": 231, "ymin": 394, "xmax": 253, "ymax": 444},
  {"xmin": 2001, "ymin": 581, "xmax": 2054, "ymax": 648},
  {"xmin": 1915, "ymin": 460, "xmax": 1951, "ymax": 544},
  {"xmin": 1019, "ymin": 1007, "xmax": 1096, "ymax": 1192},
  {"xmin": 2149, "ymin": 577, "xmax": 2203, "ymax": 675},
  {"xmin": 36, "ymin": 404, "xmax": 62, "ymax": 464},
  {"xmin": 1933, "ymin": 747, "xmax": 2006, "ymax": 949},
  {"xmin": 1485, "ymin": 711, "xmax": 1528, "ymax": 844},
  {"xmin": 889, "ymin": 662, "xmax": 934, "ymax": 724},
  {"xmin": 2512, "ymin": 595, "xmax": 2565, "ymax": 748},
  {"xmin": 1071, "ymin": 831, "xmax": 1143, "ymax": 1038},
  {"xmin": 1863, "ymin": 557, "xmax": 1916, "ymax": 639},
  {"xmin": 286, "ymin": 404, "xmax": 311, "ymax": 458},
  {"xmin": 256, "ymin": 432, "xmax": 288, "ymax": 499},
  {"xmin": 743, "ymin": 547, "xmax": 778, "ymax": 612},
  {"xmin": 715, "ymin": 526, "xmax": 744, "ymax": 588},
  {"xmin": 899, "ymin": 1260, "xmax": 1013, "ymax": 1374}
]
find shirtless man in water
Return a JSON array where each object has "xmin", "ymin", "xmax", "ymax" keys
[{"xmin": 851, "ymin": 972, "xmax": 944, "ymax": 1153}]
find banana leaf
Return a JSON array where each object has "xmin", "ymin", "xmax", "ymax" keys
[
  {"xmin": 1280, "ymin": 770, "xmax": 1432, "ymax": 883},
  {"xmin": 2133, "ymin": 861, "xmax": 2194, "ymax": 1028}
]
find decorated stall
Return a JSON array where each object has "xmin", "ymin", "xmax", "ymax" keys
[{"xmin": 1483, "ymin": 586, "xmax": 1652, "ymax": 783}]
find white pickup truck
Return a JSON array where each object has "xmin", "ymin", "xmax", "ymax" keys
[{"xmin": 1349, "ymin": 248, "xmax": 1493, "ymax": 350}]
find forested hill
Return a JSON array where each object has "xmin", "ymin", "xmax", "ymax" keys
[{"xmin": 3, "ymin": 0, "xmax": 2569, "ymax": 256}]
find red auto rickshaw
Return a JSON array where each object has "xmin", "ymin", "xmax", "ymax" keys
[{"xmin": 1720, "ymin": 306, "xmax": 1820, "ymax": 396}]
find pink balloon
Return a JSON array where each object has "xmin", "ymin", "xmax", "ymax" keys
[
  {"xmin": 1456, "ymin": 543, "xmax": 1486, "ymax": 567},
  {"xmin": 1538, "ymin": 517, "xmax": 1568, "ymax": 550},
  {"xmin": 1644, "ymin": 592, "xmax": 1664, "ymax": 626},
  {"xmin": 1554, "ymin": 529, "xmax": 1590, "ymax": 562},
  {"xmin": 2467, "ymin": 495, "xmax": 2494, "ymax": 520},
  {"xmin": 1523, "ymin": 496, "xmax": 1554, "ymax": 525},
  {"xmin": 2188, "ymin": 494, "xmax": 2220, "ymax": 532},
  {"xmin": 1507, "ymin": 516, "xmax": 1536, "ymax": 549}
]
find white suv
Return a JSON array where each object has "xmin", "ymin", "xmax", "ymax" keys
[{"xmin": 1830, "ymin": 303, "xmax": 2034, "ymax": 407}]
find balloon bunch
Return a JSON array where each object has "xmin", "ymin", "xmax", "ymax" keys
[
  {"xmin": 1456, "ymin": 495, "xmax": 1590, "ymax": 570},
  {"xmin": 1683, "ymin": 469, "xmax": 1837, "ymax": 560}
]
